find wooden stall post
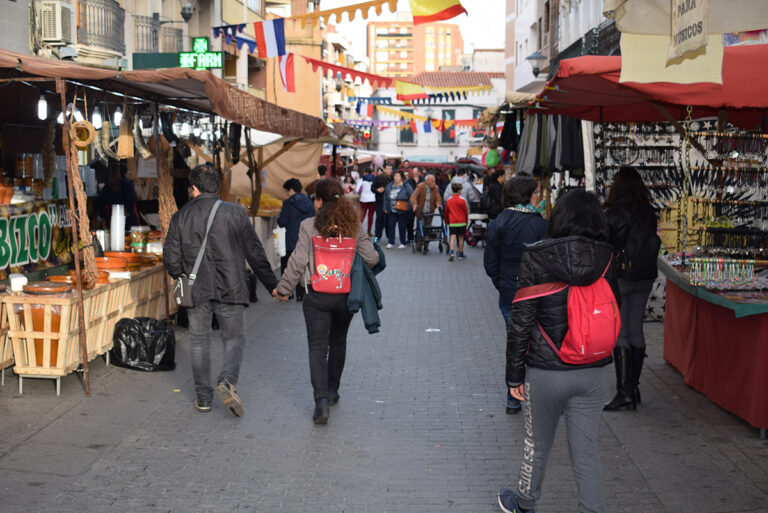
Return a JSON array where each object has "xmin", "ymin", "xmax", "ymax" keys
[
  {"xmin": 244, "ymin": 128, "xmax": 257, "ymax": 228},
  {"xmin": 154, "ymin": 103, "xmax": 174, "ymax": 322},
  {"xmin": 56, "ymin": 78, "xmax": 90, "ymax": 397}
]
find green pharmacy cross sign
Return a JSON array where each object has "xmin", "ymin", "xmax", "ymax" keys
[{"xmin": 179, "ymin": 38, "xmax": 223, "ymax": 70}]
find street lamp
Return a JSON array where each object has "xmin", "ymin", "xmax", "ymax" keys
[
  {"xmin": 180, "ymin": 1, "xmax": 196, "ymax": 22},
  {"xmin": 526, "ymin": 50, "xmax": 547, "ymax": 78}
]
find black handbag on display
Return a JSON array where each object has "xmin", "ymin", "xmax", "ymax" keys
[{"xmin": 173, "ymin": 200, "xmax": 222, "ymax": 308}]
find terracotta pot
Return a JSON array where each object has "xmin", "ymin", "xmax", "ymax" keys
[
  {"xmin": 95, "ymin": 256, "xmax": 128, "ymax": 271},
  {"xmin": 22, "ymin": 282, "xmax": 73, "ymax": 367},
  {"xmin": 103, "ymin": 251, "xmax": 141, "ymax": 264}
]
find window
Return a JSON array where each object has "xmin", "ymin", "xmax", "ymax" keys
[
  {"xmin": 441, "ymin": 110, "xmax": 456, "ymax": 145},
  {"xmin": 399, "ymin": 110, "xmax": 415, "ymax": 145},
  {"xmin": 400, "ymin": 51, "xmax": 407, "ymax": 57},
  {"xmin": 544, "ymin": 1, "xmax": 550, "ymax": 32},
  {"xmin": 248, "ymin": 0, "xmax": 261, "ymax": 13},
  {"xmin": 538, "ymin": 18, "xmax": 542, "ymax": 49}
]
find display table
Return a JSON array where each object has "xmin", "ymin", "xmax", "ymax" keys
[
  {"xmin": 2, "ymin": 264, "xmax": 173, "ymax": 395},
  {"xmin": 659, "ymin": 259, "xmax": 768, "ymax": 435}
]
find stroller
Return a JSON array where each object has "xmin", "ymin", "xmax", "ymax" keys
[
  {"xmin": 466, "ymin": 213, "xmax": 489, "ymax": 248},
  {"xmin": 413, "ymin": 207, "xmax": 448, "ymax": 255}
]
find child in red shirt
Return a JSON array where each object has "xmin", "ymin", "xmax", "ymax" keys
[{"xmin": 444, "ymin": 182, "xmax": 469, "ymax": 260}]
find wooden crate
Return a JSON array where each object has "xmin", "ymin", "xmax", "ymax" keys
[
  {"xmin": 3, "ymin": 280, "xmax": 126, "ymax": 395},
  {"xmin": 0, "ymin": 300, "xmax": 11, "ymax": 385}
]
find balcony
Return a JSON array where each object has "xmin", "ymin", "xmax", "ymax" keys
[
  {"xmin": 78, "ymin": 0, "xmax": 125, "ymax": 55},
  {"xmin": 135, "ymin": 15, "xmax": 184, "ymax": 53}
]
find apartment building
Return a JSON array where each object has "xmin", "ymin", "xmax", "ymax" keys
[{"xmin": 367, "ymin": 15, "xmax": 464, "ymax": 78}]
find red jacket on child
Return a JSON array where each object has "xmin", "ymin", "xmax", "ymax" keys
[{"xmin": 445, "ymin": 195, "xmax": 468, "ymax": 226}]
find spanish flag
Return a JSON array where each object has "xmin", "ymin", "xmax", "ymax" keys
[{"xmin": 410, "ymin": 0, "xmax": 467, "ymax": 25}]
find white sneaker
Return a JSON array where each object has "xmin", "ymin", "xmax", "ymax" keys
[
  {"xmin": 386, "ymin": 243, "xmax": 393, "ymax": 249},
  {"xmin": 398, "ymin": 244, "xmax": 406, "ymax": 249}
]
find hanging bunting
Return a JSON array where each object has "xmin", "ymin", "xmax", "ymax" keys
[
  {"xmin": 409, "ymin": 0, "xmax": 467, "ymax": 25},
  {"xmin": 348, "ymin": 96, "xmax": 392, "ymax": 105},
  {"xmin": 233, "ymin": 35, "xmax": 258, "ymax": 54},
  {"xmin": 212, "ymin": 24, "xmax": 247, "ymax": 43},
  {"xmin": 302, "ymin": 56, "xmax": 393, "ymax": 89},
  {"xmin": 291, "ymin": 0, "xmax": 398, "ymax": 28},
  {"xmin": 278, "ymin": 53, "xmax": 295, "ymax": 92},
  {"xmin": 254, "ymin": 19, "xmax": 287, "ymax": 58}
]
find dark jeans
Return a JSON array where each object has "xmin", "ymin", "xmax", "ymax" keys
[
  {"xmin": 616, "ymin": 279, "xmax": 654, "ymax": 349},
  {"xmin": 187, "ymin": 301, "xmax": 246, "ymax": 402},
  {"xmin": 407, "ymin": 210, "xmax": 415, "ymax": 241},
  {"xmin": 374, "ymin": 200, "xmax": 389, "ymax": 240},
  {"xmin": 387, "ymin": 211, "xmax": 408, "ymax": 245},
  {"xmin": 280, "ymin": 250, "xmax": 306, "ymax": 299},
  {"xmin": 302, "ymin": 290, "xmax": 354, "ymax": 400},
  {"xmin": 499, "ymin": 294, "xmax": 520, "ymax": 409}
]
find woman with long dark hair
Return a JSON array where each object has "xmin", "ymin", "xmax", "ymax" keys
[
  {"xmin": 603, "ymin": 166, "xmax": 660, "ymax": 411},
  {"xmin": 273, "ymin": 179, "xmax": 379, "ymax": 425},
  {"xmin": 499, "ymin": 189, "xmax": 618, "ymax": 513},
  {"xmin": 484, "ymin": 176, "xmax": 547, "ymax": 414}
]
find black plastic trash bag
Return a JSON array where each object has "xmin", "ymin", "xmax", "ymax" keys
[{"xmin": 110, "ymin": 317, "xmax": 176, "ymax": 372}]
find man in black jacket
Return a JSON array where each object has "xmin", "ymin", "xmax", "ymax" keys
[
  {"xmin": 372, "ymin": 163, "xmax": 393, "ymax": 242},
  {"xmin": 164, "ymin": 164, "xmax": 278, "ymax": 416}
]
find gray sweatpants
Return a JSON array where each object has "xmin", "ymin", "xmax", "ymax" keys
[{"xmin": 516, "ymin": 365, "xmax": 612, "ymax": 513}]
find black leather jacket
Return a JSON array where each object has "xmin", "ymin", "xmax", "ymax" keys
[
  {"xmin": 506, "ymin": 236, "xmax": 619, "ymax": 387},
  {"xmin": 164, "ymin": 193, "xmax": 278, "ymax": 306}
]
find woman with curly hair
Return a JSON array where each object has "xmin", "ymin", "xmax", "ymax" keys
[{"xmin": 273, "ymin": 178, "xmax": 380, "ymax": 425}]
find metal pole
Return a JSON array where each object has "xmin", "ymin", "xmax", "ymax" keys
[{"xmin": 56, "ymin": 78, "xmax": 90, "ymax": 397}]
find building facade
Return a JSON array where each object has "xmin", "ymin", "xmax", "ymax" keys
[
  {"xmin": 367, "ymin": 15, "xmax": 464, "ymax": 78},
  {"xmin": 370, "ymin": 71, "xmax": 505, "ymax": 161}
]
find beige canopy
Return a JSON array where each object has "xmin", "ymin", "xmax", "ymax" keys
[{"xmin": 603, "ymin": 0, "xmax": 768, "ymax": 35}]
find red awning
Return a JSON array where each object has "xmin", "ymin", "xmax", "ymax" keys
[{"xmin": 537, "ymin": 44, "xmax": 768, "ymax": 129}]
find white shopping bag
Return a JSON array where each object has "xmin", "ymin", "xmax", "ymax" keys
[{"xmin": 273, "ymin": 227, "xmax": 286, "ymax": 257}]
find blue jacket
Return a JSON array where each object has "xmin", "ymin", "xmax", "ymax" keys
[
  {"xmin": 484, "ymin": 209, "xmax": 547, "ymax": 304},
  {"xmin": 348, "ymin": 242, "xmax": 386, "ymax": 334},
  {"xmin": 382, "ymin": 182, "xmax": 414, "ymax": 213},
  {"xmin": 277, "ymin": 193, "xmax": 314, "ymax": 252}
]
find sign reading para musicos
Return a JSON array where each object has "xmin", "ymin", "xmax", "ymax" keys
[
  {"xmin": 0, "ymin": 200, "xmax": 73, "ymax": 279},
  {"xmin": 669, "ymin": 0, "xmax": 709, "ymax": 63}
]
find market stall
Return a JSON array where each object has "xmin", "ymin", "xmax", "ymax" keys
[
  {"xmin": 0, "ymin": 49, "xmax": 326, "ymax": 395},
  {"xmin": 530, "ymin": 44, "xmax": 768, "ymax": 435}
]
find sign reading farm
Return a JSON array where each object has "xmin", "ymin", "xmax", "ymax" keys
[
  {"xmin": 669, "ymin": 0, "xmax": 709, "ymax": 63},
  {"xmin": 0, "ymin": 201, "xmax": 72, "ymax": 278}
]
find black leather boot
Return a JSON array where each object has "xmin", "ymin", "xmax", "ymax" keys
[
  {"xmin": 604, "ymin": 347, "xmax": 636, "ymax": 411},
  {"xmin": 630, "ymin": 347, "xmax": 646, "ymax": 405},
  {"xmin": 313, "ymin": 397, "xmax": 329, "ymax": 424}
]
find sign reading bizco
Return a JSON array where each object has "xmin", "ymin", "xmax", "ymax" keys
[{"xmin": 0, "ymin": 204, "xmax": 62, "ymax": 269}]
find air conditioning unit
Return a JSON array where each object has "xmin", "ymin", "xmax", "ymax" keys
[{"xmin": 40, "ymin": 1, "xmax": 76, "ymax": 45}]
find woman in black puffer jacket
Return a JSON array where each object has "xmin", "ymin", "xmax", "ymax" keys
[{"xmin": 498, "ymin": 189, "xmax": 619, "ymax": 513}]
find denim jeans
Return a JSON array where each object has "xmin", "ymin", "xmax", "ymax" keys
[
  {"xmin": 302, "ymin": 290, "xmax": 354, "ymax": 401},
  {"xmin": 387, "ymin": 211, "xmax": 408, "ymax": 245},
  {"xmin": 499, "ymin": 294, "xmax": 520, "ymax": 409},
  {"xmin": 187, "ymin": 301, "xmax": 246, "ymax": 402}
]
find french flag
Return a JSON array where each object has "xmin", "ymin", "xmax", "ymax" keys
[
  {"xmin": 253, "ymin": 19, "xmax": 286, "ymax": 58},
  {"xmin": 278, "ymin": 53, "xmax": 295, "ymax": 92}
]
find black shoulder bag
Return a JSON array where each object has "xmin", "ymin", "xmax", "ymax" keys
[{"xmin": 173, "ymin": 200, "xmax": 222, "ymax": 308}]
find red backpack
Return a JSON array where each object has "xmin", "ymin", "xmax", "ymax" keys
[
  {"xmin": 310, "ymin": 236, "xmax": 357, "ymax": 293},
  {"xmin": 512, "ymin": 259, "xmax": 620, "ymax": 365}
]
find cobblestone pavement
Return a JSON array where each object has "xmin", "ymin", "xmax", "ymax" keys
[{"xmin": 1, "ymin": 243, "xmax": 767, "ymax": 513}]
